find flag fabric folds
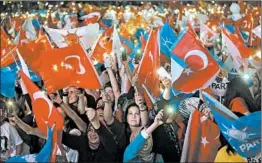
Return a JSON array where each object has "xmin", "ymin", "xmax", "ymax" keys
[
  {"xmin": 160, "ymin": 23, "xmax": 177, "ymax": 59},
  {"xmin": 0, "ymin": 63, "xmax": 41, "ymax": 98},
  {"xmin": 6, "ymin": 126, "xmax": 54, "ymax": 163},
  {"xmin": 19, "ymin": 70, "xmax": 64, "ymax": 162},
  {"xmin": 136, "ymin": 29, "xmax": 161, "ymax": 100},
  {"xmin": 171, "ymin": 29, "xmax": 219, "ymax": 93},
  {"xmin": 203, "ymin": 92, "xmax": 261, "ymax": 158},
  {"xmin": 44, "ymin": 23, "xmax": 101, "ymax": 54},
  {"xmin": 252, "ymin": 25, "xmax": 261, "ymax": 39},
  {"xmin": 181, "ymin": 109, "xmax": 221, "ymax": 162},
  {"xmin": 35, "ymin": 43, "xmax": 102, "ymax": 93},
  {"xmin": 222, "ymin": 28, "xmax": 254, "ymax": 69}
]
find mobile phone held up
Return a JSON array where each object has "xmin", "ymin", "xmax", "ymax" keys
[
  {"xmin": 134, "ymin": 55, "xmax": 141, "ymax": 64},
  {"xmin": 121, "ymin": 50, "xmax": 127, "ymax": 61}
]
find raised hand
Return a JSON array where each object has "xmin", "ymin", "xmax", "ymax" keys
[
  {"xmin": 132, "ymin": 73, "xmax": 139, "ymax": 86},
  {"xmin": 154, "ymin": 109, "xmax": 164, "ymax": 126},
  {"xmin": 104, "ymin": 55, "xmax": 113, "ymax": 69},
  {"xmin": 76, "ymin": 88, "xmax": 85, "ymax": 98},
  {"xmin": 160, "ymin": 76, "xmax": 171, "ymax": 89},
  {"xmin": 134, "ymin": 91, "xmax": 145, "ymax": 108},
  {"xmin": 85, "ymin": 107, "xmax": 100, "ymax": 129},
  {"xmin": 85, "ymin": 107, "xmax": 97, "ymax": 122},
  {"xmin": 50, "ymin": 92, "xmax": 62, "ymax": 104},
  {"xmin": 101, "ymin": 91, "xmax": 113, "ymax": 104}
]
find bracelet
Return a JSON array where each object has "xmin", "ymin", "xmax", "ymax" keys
[
  {"xmin": 62, "ymin": 92, "xmax": 68, "ymax": 96},
  {"xmin": 141, "ymin": 128, "xmax": 150, "ymax": 139},
  {"xmin": 139, "ymin": 105, "xmax": 147, "ymax": 110},
  {"xmin": 140, "ymin": 109, "xmax": 147, "ymax": 112}
]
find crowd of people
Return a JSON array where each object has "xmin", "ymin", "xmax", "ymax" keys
[
  {"xmin": 0, "ymin": 1, "xmax": 261, "ymax": 163},
  {"xmin": 1, "ymin": 63, "xmax": 261, "ymax": 162}
]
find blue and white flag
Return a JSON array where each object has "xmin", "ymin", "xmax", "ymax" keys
[
  {"xmin": 203, "ymin": 92, "xmax": 261, "ymax": 158},
  {"xmin": 6, "ymin": 126, "xmax": 53, "ymax": 162},
  {"xmin": 0, "ymin": 63, "xmax": 40, "ymax": 98},
  {"xmin": 160, "ymin": 23, "xmax": 177, "ymax": 59}
]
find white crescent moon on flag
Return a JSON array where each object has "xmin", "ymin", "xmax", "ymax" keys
[
  {"xmin": 64, "ymin": 55, "xmax": 86, "ymax": 74},
  {"xmin": 99, "ymin": 40, "xmax": 107, "ymax": 50},
  {"xmin": 184, "ymin": 50, "xmax": 208, "ymax": 70},
  {"xmin": 80, "ymin": 12, "xmax": 101, "ymax": 20},
  {"xmin": 33, "ymin": 91, "xmax": 53, "ymax": 119}
]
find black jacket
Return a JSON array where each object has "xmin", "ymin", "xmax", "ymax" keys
[
  {"xmin": 152, "ymin": 123, "xmax": 182, "ymax": 162},
  {"xmin": 62, "ymin": 124, "xmax": 118, "ymax": 162}
]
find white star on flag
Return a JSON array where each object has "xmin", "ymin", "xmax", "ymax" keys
[
  {"xmin": 201, "ymin": 136, "xmax": 209, "ymax": 147},
  {"xmin": 184, "ymin": 67, "xmax": 193, "ymax": 75}
]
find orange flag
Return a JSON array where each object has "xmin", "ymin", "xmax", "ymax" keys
[
  {"xmin": 91, "ymin": 28, "xmax": 113, "ymax": 64},
  {"xmin": 1, "ymin": 27, "xmax": 18, "ymax": 68},
  {"xmin": 18, "ymin": 33, "xmax": 52, "ymax": 74},
  {"xmin": 137, "ymin": 29, "xmax": 161, "ymax": 104},
  {"xmin": 36, "ymin": 43, "xmax": 102, "ymax": 93},
  {"xmin": 222, "ymin": 28, "xmax": 255, "ymax": 59},
  {"xmin": 19, "ymin": 70, "xmax": 64, "ymax": 162}
]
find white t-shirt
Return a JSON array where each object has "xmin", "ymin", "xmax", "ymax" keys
[{"xmin": 1, "ymin": 122, "xmax": 23, "ymax": 161}]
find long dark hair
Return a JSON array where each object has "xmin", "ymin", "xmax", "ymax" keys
[
  {"xmin": 124, "ymin": 102, "xmax": 141, "ymax": 140},
  {"xmin": 223, "ymin": 77, "xmax": 257, "ymax": 112}
]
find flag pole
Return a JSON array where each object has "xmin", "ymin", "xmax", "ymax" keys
[
  {"xmin": 9, "ymin": 47, "xmax": 20, "ymax": 70},
  {"xmin": 142, "ymin": 84, "xmax": 156, "ymax": 104}
]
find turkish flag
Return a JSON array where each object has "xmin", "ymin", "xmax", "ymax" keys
[
  {"xmin": 91, "ymin": 27, "xmax": 113, "ymax": 64},
  {"xmin": 222, "ymin": 28, "xmax": 255, "ymax": 68},
  {"xmin": 181, "ymin": 109, "xmax": 221, "ymax": 162},
  {"xmin": 1, "ymin": 27, "xmax": 18, "ymax": 68},
  {"xmin": 82, "ymin": 12, "xmax": 101, "ymax": 25},
  {"xmin": 171, "ymin": 29, "xmax": 219, "ymax": 93},
  {"xmin": 136, "ymin": 29, "xmax": 161, "ymax": 106},
  {"xmin": 36, "ymin": 43, "xmax": 102, "ymax": 93},
  {"xmin": 18, "ymin": 33, "xmax": 52, "ymax": 74},
  {"xmin": 19, "ymin": 70, "xmax": 64, "ymax": 162}
]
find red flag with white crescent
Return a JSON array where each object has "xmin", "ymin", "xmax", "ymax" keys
[
  {"xmin": 171, "ymin": 29, "xmax": 219, "ymax": 93},
  {"xmin": 35, "ymin": 43, "xmax": 102, "ymax": 93},
  {"xmin": 181, "ymin": 109, "xmax": 221, "ymax": 162},
  {"xmin": 19, "ymin": 70, "xmax": 64, "ymax": 162}
]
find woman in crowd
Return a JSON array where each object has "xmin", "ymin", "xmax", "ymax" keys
[
  {"xmin": 0, "ymin": 100, "xmax": 23, "ymax": 162},
  {"xmin": 223, "ymin": 77, "xmax": 259, "ymax": 115},
  {"xmin": 103, "ymin": 88, "xmax": 149, "ymax": 162},
  {"xmin": 52, "ymin": 93, "xmax": 119, "ymax": 162},
  {"xmin": 215, "ymin": 112, "xmax": 248, "ymax": 162},
  {"xmin": 123, "ymin": 110, "xmax": 165, "ymax": 162}
]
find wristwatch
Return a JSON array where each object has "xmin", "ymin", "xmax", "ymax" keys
[{"xmin": 140, "ymin": 104, "xmax": 147, "ymax": 112}]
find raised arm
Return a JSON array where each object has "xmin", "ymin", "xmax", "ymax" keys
[
  {"xmin": 62, "ymin": 87, "xmax": 69, "ymax": 105},
  {"xmin": 121, "ymin": 57, "xmax": 133, "ymax": 86},
  {"xmin": 134, "ymin": 91, "xmax": 148, "ymax": 127},
  {"xmin": 9, "ymin": 114, "xmax": 46, "ymax": 139},
  {"xmin": 104, "ymin": 56, "xmax": 121, "ymax": 100},
  {"xmin": 123, "ymin": 110, "xmax": 164, "ymax": 162},
  {"xmin": 50, "ymin": 94, "xmax": 87, "ymax": 133},
  {"xmin": 102, "ymin": 91, "xmax": 114, "ymax": 125},
  {"xmin": 86, "ymin": 107, "xmax": 117, "ymax": 155},
  {"xmin": 161, "ymin": 77, "xmax": 172, "ymax": 100},
  {"xmin": 76, "ymin": 88, "xmax": 86, "ymax": 115}
]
